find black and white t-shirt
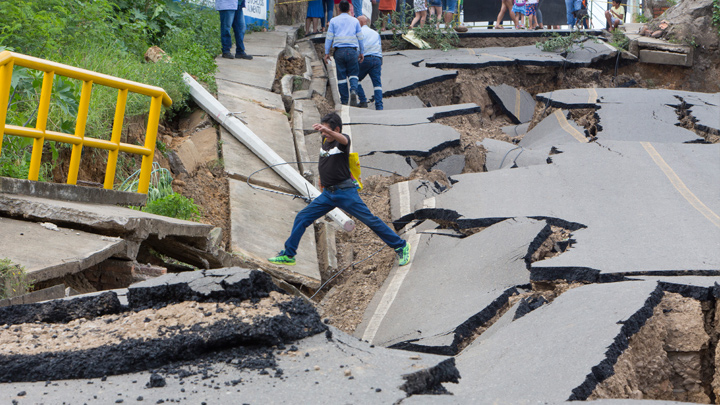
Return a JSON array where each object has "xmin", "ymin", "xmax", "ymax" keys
[{"xmin": 318, "ymin": 134, "xmax": 351, "ymax": 188}]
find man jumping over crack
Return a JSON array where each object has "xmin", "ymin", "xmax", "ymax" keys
[{"xmin": 269, "ymin": 112, "xmax": 411, "ymax": 267}]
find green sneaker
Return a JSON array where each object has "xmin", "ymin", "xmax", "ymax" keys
[
  {"xmin": 395, "ymin": 242, "xmax": 411, "ymax": 266},
  {"xmin": 268, "ymin": 250, "xmax": 296, "ymax": 266}
]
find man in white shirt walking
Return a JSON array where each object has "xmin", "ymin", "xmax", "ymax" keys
[{"xmin": 355, "ymin": 16, "xmax": 383, "ymax": 110}]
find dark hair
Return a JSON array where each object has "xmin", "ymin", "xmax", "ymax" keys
[
  {"xmin": 321, "ymin": 112, "xmax": 342, "ymax": 132},
  {"xmin": 339, "ymin": 0, "xmax": 350, "ymax": 13}
]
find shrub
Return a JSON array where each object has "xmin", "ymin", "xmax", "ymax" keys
[
  {"xmin": 143, "ymin": 192, "xmax": 202, "ymax": 221},
  {"xmin": 0, "ymin": 258, "xmax": 33, "ymax": 300},
  {"xmin": 0, "ymin": 0, "xmax": 220, "ymax": 182}
]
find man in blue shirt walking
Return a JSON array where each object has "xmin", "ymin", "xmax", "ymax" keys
[
  {"xmin": 216, "ymin": 0, "xmax": 253, "ymax": 60},
  {"xmin": 356, "ymin": 15, "xmax": 383, "ymax": 110},
  {"xmin": 325, "ymin": 1, "xmax": 364, "ymax": 106}
]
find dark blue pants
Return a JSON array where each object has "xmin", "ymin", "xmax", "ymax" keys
[
  {"xmin": 283, "ymin": 187, "xmax": 406, "ymax": 257},
  {"xmin": 219, "ymin": 7, "xmax": 246, "ymax": 54},
  {"xmin": 321, "ymin": 0, "xmax": 334, "ymax": 27},
  {"xmin": 334, "ymin": 47, "xmax": 359, "ymax": 105},
  {"xmin": 357, "ymin": 56, "xmax": 383, "ymax": 110}
]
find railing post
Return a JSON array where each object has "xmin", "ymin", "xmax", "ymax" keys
[
  {"xmin": 68, "ymin": 80, "xmax": 93, "ymax": 185},
  {"xmin": 104, "ymin": 88, "xmax": 128, "ymax": 190},
  {"xmin": 0, "ymin": 60, "xmax": 14, "ymax": 153},
  {"xmin": 137, "ymin": 95, "xmax": 162, "ymax": 194},
  {"xmin": 29, "ymin": 70, "xmax": 54, "ymax": 181}
]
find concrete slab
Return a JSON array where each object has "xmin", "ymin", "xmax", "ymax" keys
[
  {"xmin": 535, "ymin": 88, "xmax": 716, "ymax": 143},
  {"xmin": 519, "ymin": 109, "xmax": 589, "ymax": 149},
  {"xmin": 361, "ymin": 152, "xmax": 417, "ymax": 177},
  {"xmin": 0, "ymin": 177, "xmax": 145, "ymax": 206},
  {"xmin": 215, "ymin": 53, "xmax": 277, "ymax": 92},
  {"xmin": 487, "ymin": 84, "xmax": 536, "ymax": 124},
  {"xmin": 502, "ymin": 122, "xmax": 530, "ymax": 137},
  {"xmin": 0, "ymin": 217, "xmax": 126, "ymax": 283},
  {"xmin": 595, "ymin": 103, "xmax": 700, "ymax": 143},
  {"xmin": 243, "ymin": 30, "xmax": 290, "ymax": 57},
  {"xmin": 0, "ymin": 327, "xmax": 458, "ymax": 404},
  {"xmin": 0, "ymin": 194, "xmax": 214, "ymax": 242},
  {"xmin": 639, "ymin": 49, "xmax": 692, "ymax": 66},
  {"xmin": 430, "ymin": 154, "xmax": 465, "ymax": 176},
  {"xmin": 221, "ymin": 128, "xmax": 294, "ymax": 193},
  {"xmin": 481, "ymin": 138, "xmax": 550, "ymax": 171},
  {"xmin": 228, "ymin": 179, "xmax": 321, "ymax": 287},
  {"xmin": 356, "ymin": 52, "xmax": 458, "ymax": 97},
  {"xmin": 216, "ymin": 80, "xmax": 286, "ymax": 111},
  {"xmin": 401, "ymin": 39, "xmax": 616, "ymax": 69},
  {"xmin": 296, "ymin": 99, "xmax": 322, "ymax": 134},
  {"xmin": 350, "ymin": 123, "xmax": 461, "ymax": 157},
  {"xmin": 214, "ymin": 31, "xmax": 289, "ymax": 91},
  {"xmin": 626, "ymin": 276, "xmax": 720, "ymax": 301},
  {"xmin": 446, "ymin": 281, "xmax": 663, "ymax": 402},
  {"xmin": 682, "ymin": 92, "xmax": 720, "ymax": 133},
  {"xmin": 371, "ymin": 95, "xmax": 427, "ymax": 110},
  {"xmin": 0, "ymin": 284, "xmax": 66, "ymax": 307},
  {"xmin": 356, "ymin": 218, "xmax": 546, "ymax": 354},
  {"xmin": 217, "ymin": 86, "xmax": 297, "ymax": 193},
  {"xmin": 389, "ymin": 179, "xmax": 449, "ymax": 224},
  {"xmin": 347, "ymin": 103, "xmax": 481, "ymax": 126},
  {"xmin": 126, "ymin": 267, "xmax": 280, "ymax": 308},
  {"xmin": 394, "ymin": 141, "xmax": 720, "ymax": 281}
]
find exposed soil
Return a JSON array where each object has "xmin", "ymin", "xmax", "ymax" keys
[
  {"xmin": 173, "ymin": 163, "xmax": 232, "ymax": 250},
  {"xmin": 0, "ymin": 294, "xmax": 287, "ymax": 357},
  {"xmin": 590, "ymin": 292, "xmax": 716, "ymax": 403}
]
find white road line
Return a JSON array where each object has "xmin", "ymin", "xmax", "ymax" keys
[{"xmin": 361, "ymin": 181, "xmax": 423, "ymax": 344}]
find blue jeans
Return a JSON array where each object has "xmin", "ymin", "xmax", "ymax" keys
[
  {"xmin": 283, "ymin": 187, "xmax": 406, "ymax": 257},
  {"xmin": 334, "ymin": 47, "xmax": 359, "ymax": 104},
  {"xmin": 219, "ymin": 7, "xmax": 246, "ymax": 54},
  {"xmin": 565, "ymin": 0, "xmax": 582, "ymax": 26},
  {"xmin": 321, "ymin": 0, "xmax": 334, "ymax": 27},
  {"xmin": 352, "ymin": 0, "xmax": 363, "ymax": 16},
  {"xmin": 357, "ymin": 56, "xmax": 383, "ymax": 110},
  {"xmin": 441, "ymin": 0, "xmax": 457, "ymax": 13}
]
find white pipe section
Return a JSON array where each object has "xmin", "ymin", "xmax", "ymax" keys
[{"xmin": 183, "ymin": 73, "xmax": 355, "ymax": 231}]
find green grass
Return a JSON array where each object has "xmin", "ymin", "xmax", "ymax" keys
[
  {"xmin": 0, "ymin": 258, "xmax": 33, "ymax": 300},
  {"xmin": 0, "ymin": 0, "xmax": 221, "ymax": 182}
]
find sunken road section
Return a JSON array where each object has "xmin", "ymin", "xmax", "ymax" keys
[{"xmin": 0, "ymin": 267, "xmax": 326, "ymax": 382}]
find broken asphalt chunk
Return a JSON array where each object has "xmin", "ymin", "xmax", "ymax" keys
[
  {"xmin": 480, "ymin": 138, "xmax": 550, "ymax": 171},
  {"xmin": 356, "ymin": 218, "xmax": 548, "ymax": 355},
  {"xmin": 448, "ymin": 281, "xmax": 663, "ymax": 402},
  {"xmin": 487, "ymin": 84, "xmax": 535, "ymax": 124}
]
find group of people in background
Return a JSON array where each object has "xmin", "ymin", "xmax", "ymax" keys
[
  {"xmin": 307, "ymin": 0, "xmax": 458, "ymax": 33},
  {"xmin": 495, "ymin": 0, "xmax": 624, "ymax": 30},
  {"xmin": 494, "ymin": 0, "xmax": 547, "ymax": 29}
]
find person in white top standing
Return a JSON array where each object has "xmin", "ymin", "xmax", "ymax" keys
[{"xmin": 355, "ymin": 16, "xmax": 384, "ymax": 110}]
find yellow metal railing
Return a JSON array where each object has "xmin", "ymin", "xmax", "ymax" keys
[{"xmin": 0, "ymin": 51, "xmax": 172, "ymax": 194}]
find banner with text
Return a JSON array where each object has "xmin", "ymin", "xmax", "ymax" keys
[{"xmin": 245, "ymin": 0, "xmax": 267, "ymax": 20}]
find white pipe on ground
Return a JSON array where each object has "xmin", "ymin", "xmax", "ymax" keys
[{"xmin": 183, "ymin": 73, "xmax": 355, "ymax": 232}]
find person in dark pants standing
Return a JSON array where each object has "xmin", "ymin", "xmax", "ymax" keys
[
  {"xmin": 269, "ymin": 113, "xmax": 411, "ymax": 267},
  {"xmin": 321, "ymin": 0, "xmax": 334, "ymax": 31},
  {"xmin": 216, "ymin": 0, "xmax": 253, "ymax": 60},
  {"xmin": 356, "ymin": 16, "xmax": 383, "ymax": 110},
  {"xmin": 324, "ymin": 0, "xmax": 364, "ymax": 106}
]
